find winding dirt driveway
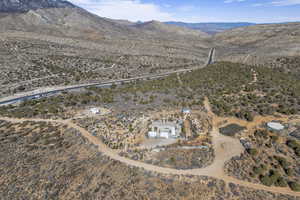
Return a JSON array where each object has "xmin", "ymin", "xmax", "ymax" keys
[{"xmin": 1, "ymin": 100, "xmax": 300, "ymax": 197}]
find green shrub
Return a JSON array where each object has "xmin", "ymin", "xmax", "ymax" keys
[
  {"xmin": 247, "ymin": 148, "xmax": 258, "ymax": 156},
  {"xmin": 128, "ymin": 124, "xmax": 134, "ymax": 132},
  {"xmin": 269, "ymin": 170, "xmax": 280, "ymax": 183},
  {"xmin": 287, "ymin": 140, "xmax": 300, "ymax": 149},
  {"xmin": 275, "ymin": 177, "xmax": 287, "ymax": 187},
  {"xmin": 249, "ymin": 172, "xmax": 256, "ymax": 178},
  {"xmin": 289, "ymin": 182, "xmax": 300, "ymax": 191},
  {"xmin": 169, "ymin": 157, "xmax": 176, "ymax": 163},
  {"xmin": 254, "ymin": 129, "xmax": 268, "ymax": 139},
  {"xmin": 296, "ymin": 148, "xmax": 300, "ymax": 157},
  {"xmin": 253, "ymin": 166, "xmax": 266, "ymax": 175},
  {"xmin": 260, "ymin": 175, "xmax": 274, "ymax": 186},
  {"xmin": 260, "ymin": 164, "xmax": 268, "ymax": 171},
  {"xmin": 274, "ymin": 156, "xmax": 290, "ymax": 168},
  {"xmin": 284, "ymin": 168, "xmax": 294, "ymax": 176}
]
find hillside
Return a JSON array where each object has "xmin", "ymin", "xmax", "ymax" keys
[
  {"xmin": 0, "ymin": 0, "xmax": 74, "ymax": 12},
  {"xmin": 0, "ymin": 6, "xmax": 137, "ymax": 39},
  {"xmin": 0, "ymin": 1, "xmax": 211, "ymax": 40},
  {"xmin": 134, "ymin": 20, "xmax": 210, "ymax": 38},
  {"xmin": 0, "ymin": 0, "xmax": 299, "ymax": 96},
  {"xmin": 1, "ymin": 61, "xmax": 300, "ymax": 199},
  {"xmin": 214, "ymin": 22, "xmax": 300, "ymax": 65},
  {"xmin": 1, "ymin": 1, "xmax": 300, "ymax": 199},
  {"xmin": 0, "ymin": 0, "xmax": 212, "ymax": 97}
]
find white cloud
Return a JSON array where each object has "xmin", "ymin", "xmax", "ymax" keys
[
  {"xmin": 224, "ymin": 0, "xmax": 246, "ymax": 3},
  {"xmin": 252, "ymin": 3, "xmax": 264, "ymax": 6},
  {"xmin": 271, "ymin": 0, "xmax": 300, "ymax": 5},
  {"xmin": 251, "ymin": 0, "xmax": 300, "ymax": 6},
  {"xmin": 68, "ymin": 0, "xmax": 175, "ymax": 22},
  {"xmin": 177, "ymin": 5, "xmax": 195, "ymax": 12}
]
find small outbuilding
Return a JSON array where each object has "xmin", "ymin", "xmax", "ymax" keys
[
  {"xmin": 182, "ymin": 108, "xmax": 191, "ymax": 114},
  {"xmin": 90, "ymin": 108, "xmax": 100, "ymax": 115},
  {"xmin": 267, "ymin": 122, "xmax": 285, "ymax": 131}
]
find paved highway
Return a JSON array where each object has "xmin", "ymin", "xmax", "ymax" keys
[
  {"xmin": 0, "ymin": 48, "xmax": 215, "ymax": 106},
  {"xmin": 207, "ymin": 48, "xmax": 215, "ymax": 65},
  {"xmin": 0, "ymin": 68, "xmax": 193, "ymax": 106}
]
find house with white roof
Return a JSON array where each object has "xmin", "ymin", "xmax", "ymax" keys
[
  {"xmin": 90, "ymin": 107, "xmax": 100, "ymax": 114},
  {"xmin": 148, "ymin": 120, "xmax": 182, "ymax": 139}
]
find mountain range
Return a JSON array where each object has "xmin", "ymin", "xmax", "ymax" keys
[
  {"xmin": 1, "ymin": 1, "xmax": 300, "ymax": 200},
  {"xmin": 0, "ymin": 0, "xmax": 212, "ymax": 40},
  {"xmin": 214, "ymin": 22, "xmax": 300, "ymax": 64},
  {"xmin": 0, "ymin": 0, "xmax": 299, "ymax": 95},
  {"xmin": 165, "ymin": 22, "xmax": 255, "ymax": 34},
  {"xmin": 0, "ymin": 0, "xmax": 75, "ymax": 12},
  {"xmin": 0, "ymin": 0, "xmax": 299, "ymax": 63}
]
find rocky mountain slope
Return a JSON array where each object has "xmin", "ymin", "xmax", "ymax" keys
[
  {"xmin": 214, "ymin": 22, "xmax": 300, "ymax": 65},
  {"xmin": 0, "ymin": 0, "xmax": 74, "ymax": 12},
  {"xmin": 0, "ymin": 1, "xmax": 210, "ymax": 41},
  {"xmin": 0, "ymin": 0, "xmax": 212, "ymax": 97},
  {"xmin": 0, "ymin": 0, "xmax": 299, "ymax": 96},
  {"xmin": 0, "ymin": 6, "xmax": 137, "ymax": 39}
]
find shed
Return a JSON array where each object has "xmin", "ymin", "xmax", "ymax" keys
[
  {"xmin": 267, "ymin": 122, "xmax": 285, "ymax": 131},
  {"xmin": 90, "ymin": 108, "xmax": 100, "ymax": 114},
  {"xmin": 182, "ymin": 108, "xmax": 191, "ymax": 114}
]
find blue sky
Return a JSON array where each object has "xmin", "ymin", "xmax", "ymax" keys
[{"xmin": 69, "ymin": 0, "xmax": 300, "ymax": 23}]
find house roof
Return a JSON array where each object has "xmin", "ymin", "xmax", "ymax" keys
[
  {"xmin": 267, "ymin": 122, "xmax": 284, "ymax": 130},
  {"xmin": 182, "ymin": 108, "xmax": 191, "ymax": 113}
]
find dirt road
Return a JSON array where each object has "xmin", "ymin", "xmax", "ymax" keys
[
  {"xmin": 1, "ymin": 99, "xmax": 300, "ymax": 196},
  {"xmin": 0, "ymin": 98, "xmax": 300, "ymax": 197}
]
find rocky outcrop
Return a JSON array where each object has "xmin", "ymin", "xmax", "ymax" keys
[{"xmin": 0, "ymin": 0, "xmax": 74, "ymax": 13}]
